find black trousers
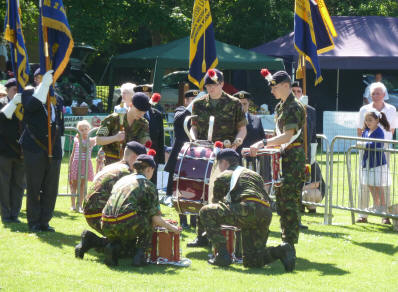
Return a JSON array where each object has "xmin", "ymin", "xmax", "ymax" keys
[
  {"xmin": 24, "ymin": 150, "xmax": 61, "ymax": 228},
  {"xmin": 0, "ymin": 155, "xmax": 25, "ymax": 220}
]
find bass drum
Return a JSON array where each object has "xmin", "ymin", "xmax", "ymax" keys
[{"xmin": 172, "ymin": 141, "xmax": 215, "ymax": 214}]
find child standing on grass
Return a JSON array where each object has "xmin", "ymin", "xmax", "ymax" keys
[
  {"xmin": 360, "ymin": 110, "xmax": 391, "ymax": 223},
  {"xmin": 69, "ymin": 120, "xmax": 96, "ymax": 212}
]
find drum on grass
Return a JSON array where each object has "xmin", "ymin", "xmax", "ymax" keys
[
  {"xmin": 150, "ymin": 226, "xmax": 181, "ymax": 263},
  {"xmin": 213, "ymin": 225, "xmax": 241, "ymax": 261},
  {"xmin": 172, "ymin": 141, "xmax": 215, "ymax": 214}
]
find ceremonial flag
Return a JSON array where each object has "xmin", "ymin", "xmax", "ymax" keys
[
  {"xmin": 294, "ymin": 0, "xmax": 337, "ymax": 85},
  {"xmin": 188, "ymin": 0, "xmax": 218, "ymax": 89},
  {"xmin": 4, "ymin": 0, "xmax": 30, "ymax": 91},
  {"xmin": 39, "ymin": 0, "xmax": 74, "ymax": 83}
]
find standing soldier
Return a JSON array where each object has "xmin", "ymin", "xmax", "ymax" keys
[
  {"xmin": 188, "ymin": 68, "xmax": 247, "ymax": 247},
  {"xmin": 101, "ymin": 154, "xmax": 180, "ymax": 267},
  {"xmin": 96, "ymin": 92, "xmax": 151, "ymax": 165},
  {"xmin": 20, "ymin": 70, "xmax": 64, "ymax": 232},
  {"xmin": 75, "ymin": 141, "xmax": 147, "ymax": 259},
  {"xmin": 250, "ymin": 71, "xmax": 306, "ymax": 259},
  {"xmin": 200, "ymin": 149, "xmax": 295, "ymax": 271},
  {"xmin": 0, "ymin": 78, "xmax": 24, "ymax": 224}
]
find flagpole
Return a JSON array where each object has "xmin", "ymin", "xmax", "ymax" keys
[
  {"xmin": 302, "ymin": 55, "xmax": 308, "ymax": 162},
  {"xmin": 40, "ymin": 0, "xmax": 52, "ymax": 158}
]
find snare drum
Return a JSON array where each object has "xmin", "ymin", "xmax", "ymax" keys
[
  {"xmin": 213, "ymin": 225, "xmax": 240, "ymax": 259},
  {"xmin": 150, "ymin": 227, "xmax": 181, "ymax": 263},
  {"xmin": 172, "ymin": 141, "xmax": 215, "ymax": 214}
]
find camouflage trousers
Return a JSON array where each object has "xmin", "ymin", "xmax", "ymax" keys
[
  {"xmin": 83, "ymin": 191, "xmax": 111, "ymax": 234},
  {"xmin": 101, "ymin": 214, "xmax": 153, "ymax": 250},
  {"xmin": 200, "ymin": 200, "xmax": 272, "ymax": 267},
  {"xmin": 275, "ymin": 147, "xmax": 305, "ymax": 246}
]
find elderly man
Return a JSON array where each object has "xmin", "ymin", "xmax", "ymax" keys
[
  {"xmin": 250, "ymin": 71, "xmax": 306, "ymax": 256},
  {"xmin": 96, "ymin": 92, "xmax": 151, "ymax": 165},
  {"xmin": 188, "ymin": 68, "xmax": 247, "ymax": 248},
  {"xmin": 114, "ymin": 82, "xmax": 135, "ymax": 112},
  {"xmin": 363, "ymin": 73, "xmax": 389, "ymax": 105},
  {"xmin": 0, "ymin": 78, "xmax": 24, "ymax": 224},
  {"xmin": 357, "ymin": 82, "xmax": 397, "ymax": 224}
]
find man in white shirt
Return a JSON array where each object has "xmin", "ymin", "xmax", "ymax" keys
[
  {"xmin": 357, "ymin": 82, "xmax": 397, "ymax": 224},
  {"xmin": 363, "ymin": 73, "xmax": 389, "ymax": 105}
]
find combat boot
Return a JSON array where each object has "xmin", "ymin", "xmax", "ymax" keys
[
  {"xmin": 278, "ymin": 243, "xmax": 296, "ymax": 272},
  {"xmin": 187, "ymin": 236, "xmax": 210, "ymax": 247},
  {"xmin": 208, "ymin": 247, "xmax": 232, "ymax": 267},
  {"xmin": 132, "ymin": 248, "xmax": 147, "ymax": 267},
  {"xmin": 104, "ymin": 242, "xmax": 120, "ymax": 266},
  {"xmin": 75, "ymin": 230, "xmax": 105, "ymax": 259}
]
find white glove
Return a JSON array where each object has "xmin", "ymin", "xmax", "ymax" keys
[
  {"xmin": 1, "ymin": 102, "xmax": 17, "ymax": 119},
  {"xmin": 11, "ymin": 93, "xmax": 22, "ymax": 105},
  {"xmin": 33, "ymin": 69, "xmax": 54, "ymax": 103}
]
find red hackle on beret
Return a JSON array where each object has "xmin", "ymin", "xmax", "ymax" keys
[
  {"xmin": 208, "ymin": 69, "xmax": 218, "ymax": 82},
  {"xmin": 151, "ymin": 93, "xmax": 161, "ymax": 105},
  {"xmin": 214, "ymin": 141, "xmax": 223, "ymax": 148},
  {"xmin": 145, "ymin": 141, "xmax": 152, "ymax": 148},
  {"xmin": 147, "ymin": 149, "xmax": 157, "ymax": 157}
]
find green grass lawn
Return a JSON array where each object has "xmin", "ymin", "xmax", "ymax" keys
[{"xmin": 1, "ymin": 159, "xmax": 398, "ymax": 291}]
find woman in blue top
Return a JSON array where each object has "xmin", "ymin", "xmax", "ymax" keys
[{"xmin": 361, "ymin": 110, "xmax": 391, "ymax": 215}]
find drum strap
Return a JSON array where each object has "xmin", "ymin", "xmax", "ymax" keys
[
  {"xmin": 226, "ymin": 166, "xmax": 244, "ymax": 203},
  {"xmin": 276, "ymin": 126, "xmax": 301, "ymax": 151},
  {"xmin": 134, "ymin": 174, "xmax": 146, "ymax": 180}
]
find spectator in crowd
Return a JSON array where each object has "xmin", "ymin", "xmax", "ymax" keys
[
  {"xmin": 0, "ymin": 78, "xmax": 24, "ymax": 224},
  {"xmin": 357, "ymin": 82, "xmax": 397, "ymax": 224},
  {"xmin": 69, "ymin": 120, "xmax": 96, "ymax": 212},
  {"xmin": 363, "ymin": 73, "xmax": 389, "ymax": 105},
  {"xmin": 360, "ymin": 110, "xmax": 391, "ymax": 222}
]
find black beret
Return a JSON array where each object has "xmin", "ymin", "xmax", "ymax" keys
[
  {"xmin": 291, "ymin": 81, "xmax": 301, "ymax": 88},
  {"xmin": 136, "ymin": 154, "xmax": 156, "ymax": 168},
  {"xmin": 184, "ymin": 90, "xmax": 200, "ymax": 98},
  {"xmin": 134, "ymin": 84, "xmax": 153, "ymax": 93},
  {"xmin": 126, "ymin": 141, "xmax": 146, "ymax": 155},
  {"xmin": 270, "ymin": 71, "xmax": 291, "ymax": 86},
  {"xmin": 132, "ymin": 92, "xmax": 151, "ymax": 111},
  {"xmin": 233, "ymin": 91, "xmax": 251, "ymax": 100},
  {"xmin": 34, "ymin": 68, "xmax": 41, "ymax": 77},
  {"xmin": 204, "ymin": 69, "xmax": 224, "ymax": 86},
  {"xmin": 216, "ymin": 148, "xmax": 240, "ymax": 161},
  {"xmin": 5, "ymin": 78, "xmax": 17, "ymax": 88}
]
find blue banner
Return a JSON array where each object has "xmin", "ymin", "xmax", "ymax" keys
[
  {"xmin": 294, "ymin": 0, "xmax": 337, "ymax": 85},
  {"xmin": 39, "ymin": 0, "xmax": 74, "ymax": 83},
  {"xmin": 4, "ymin": 0, "xmax": 30, "ymax": 91},
  {"xmin": 188, "ymin": 0, "xmax": 218, "ymax": 89}
]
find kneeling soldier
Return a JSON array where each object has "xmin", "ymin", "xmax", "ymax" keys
[
  {"xmin": 200, "ymin": 149, "xmax": 295, "ymax": 271},
  {"xmin": 101, "ymin": 154, "xmax": 180, "ymax": 266}
]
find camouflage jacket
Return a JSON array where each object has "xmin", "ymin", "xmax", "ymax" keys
[
  {"xmin": 85, "ymin": 161, "xmax": 131, "ymax": 207},
  {"xmin": 102, "ymin": 172, "xmax": 160, "ymax": 219},
  {"xmin": 191, "ymin": 92, "xmax": 247, "ymax": 142},
  {"xmin": 274, "ymin": 94, "xmax": 306, "ymax": 145},
  {"xmin": 212, "ymin": 166, "xmax": 271, "ymax": 204},
  {"xmin": 96, "ymin": 113, "xmax": 150, "ymax": 159}
]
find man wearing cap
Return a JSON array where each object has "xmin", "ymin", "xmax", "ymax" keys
[
  {"xmin": 200, "ymin": 148, "xmax": 295, "ymax": 271},
  {"xmin": 75, "ymin": 141, "xmax": 147, "ymax": 259},
  {"xmin": 101, "ymin": 153, "xmax": 180, "ymax": 266},
  {"xmin": 190, "ymin": 69, "xmax": 247, "ymax": 148},
  {"xmin": 135, "ymin": 85, "xmax": 165, "ymax": 184},
  {"xmin": 96, "ymin": 92, "xmax": 151, "ymax": 165},
  {"xmin": 250, "ymin": 71, "xmax": 306, "ymax": 256},
  {"xmin": 164, "ymin": 89, "xmax": 199, "ymax": 228},
  {"xmin": 0, "ymin": 78, "xmax": 25, "ymax": 224},
  {"xmin": 20, "ymin": 70, "xmax": 65, "ymax": 232}
]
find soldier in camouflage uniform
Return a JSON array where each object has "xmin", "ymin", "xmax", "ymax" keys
[
  {"xmin": 188, "ymin": 69, "xmax": 247, "ymax": 248},
  {"xmin": 75, "ymin": 141, "xmax": 146, "ymax": 259},
  {"xmin": 96, "ymin": 92, "xmax": 151, "ymax": 165},
  {"xmin": 200, "ymin": 149, "xmax": 295, "ymax": 271},
  {"xmin": 100, "ymin": 154, "xmax": 180, "ymax": 266},
  {"xmin": 250, "ymin": 71, "xmax": 306, "ymax": 262}
]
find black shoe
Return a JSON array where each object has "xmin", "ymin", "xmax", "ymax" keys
[
  {"xmin": 190, "ymin": 216, "xmax": 197, "ymax": 229},
  {"xmin": 187, "ymin": 236, "xmax": 210, "ymax": 248},
  {"xmin": 299, "ymin": 223, "xmax": 308, "ymax": 230},
  {"xmin": 104, "ymin": 242, "xmax": 120, "ymax": 266},
  {"xmin": 40, "ymin": 225, "xmax": 55, "ymax": 232},
  {"xmin": 279, "ymin": 243, "xmax": 296, "ymax": 272},
  {"xmin": 132, "ymin": 248, "xmax": 147, "ymax": 267},
  {"xmin": 181, "ymin": 222, "xmax": 190, "ymax": 229},
  {"xmin": 75, "ymin": 230, "xmax": 104, "ymax": 259},
  {"xmin": 307, "ymin": 209, "xmax": 316, "ymax": 214},
  {"xmin": 208, "ymin": 247, "xmax": 232, "ymax": 267},
  {"xmin": 29, "ymin": 224, "xmax": 42, "ymax": 232}
]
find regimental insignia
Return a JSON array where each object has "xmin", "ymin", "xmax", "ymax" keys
[
  {"xmin": 143, "ymin": 86, "xmax": 148, "ymax": 92},
  {"xmin": 270, "ymin": 80, "xmax": 276, "ymax": 86},
  {"xmin": 193, "ymin": 90, "xmax": 199, "ymax": 96},
  {"xmin": 239, "ymin": 93, "xmax": 244, "ymax": 99}
]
